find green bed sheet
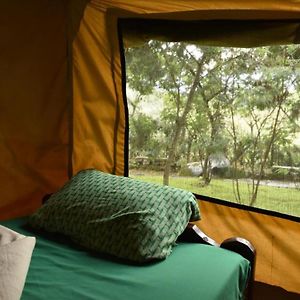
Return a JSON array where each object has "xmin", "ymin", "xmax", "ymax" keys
[{"xmin": 2, "ymin": 218, "xmax": 250, "ymax": 300}]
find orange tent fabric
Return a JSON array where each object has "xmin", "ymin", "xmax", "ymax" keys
[{"xmin": 0, "ymin": 0, "xmax": 299, "ymax": 295}]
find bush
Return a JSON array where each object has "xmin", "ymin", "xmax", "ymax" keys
[
  {"xmin": 223, "ymin": 167, "xmax": 248, "ymax": 179},
  {"xmin": 269, "ymin": 166, "xmax": 300, "ymax": 181},
  {"xmin": 211, "ymin": 167, "xmax": 229, "ymax": 177},
  {"xmin": 179, "ymin": 166, "xmax": 194, "ymax": 177}
]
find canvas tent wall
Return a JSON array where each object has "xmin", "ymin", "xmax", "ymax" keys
[{"xmin": 0, "ymin": 0, "xmax": 300, "ymax": 298}]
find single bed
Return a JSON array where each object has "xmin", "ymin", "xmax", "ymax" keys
[{"xmin": 2, "ymin": 217, "xmax": 252, "ymax": 300}]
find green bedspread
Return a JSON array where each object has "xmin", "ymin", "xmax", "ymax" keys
[{"xmin": 2, "ymin": 218, "xmax": 250, "ymax": 300}]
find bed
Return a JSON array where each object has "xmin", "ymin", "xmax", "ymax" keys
[
  {"xmin": 1, "ymin": 218, "xmax": 253, "ymax": 300},
  {"xmin": 0, "ymin": 170, "xmax": 255, "ymax": 300}
]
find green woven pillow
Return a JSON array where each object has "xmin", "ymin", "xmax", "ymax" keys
[{"xmin": 28, "ymin": 169, "xmax": 200, "ymax": 262}]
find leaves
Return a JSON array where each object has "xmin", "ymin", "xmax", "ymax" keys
[{"xmin": 126, "ymin": 42, "xmax": 300, "ymax": 196}]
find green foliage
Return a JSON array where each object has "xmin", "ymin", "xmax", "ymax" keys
[
  {"xmin": 125, "ymin": 44, "xmax": 164, "ymax": 95},
  {"xmin": 126, "ymin": 42, "xmax": 300, "ymax": 207},
  {"xmin": 129, "ymin": 113, "xmax": 158, "ymax": 157}
]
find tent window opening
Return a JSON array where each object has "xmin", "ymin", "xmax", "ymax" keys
[{"xmin": 124, "ymin": 40, "xmax": 300, "ymax": 217}]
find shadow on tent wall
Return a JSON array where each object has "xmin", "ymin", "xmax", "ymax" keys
[{"xmin": 253, "ymin": 282, "xmax": 300, "ymax": 300}]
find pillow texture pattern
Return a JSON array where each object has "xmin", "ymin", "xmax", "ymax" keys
[{"xmin": 29, "ymin": 169, "xmax": 200, "ymax": 262}]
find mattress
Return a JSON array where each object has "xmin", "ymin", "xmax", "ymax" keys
[{"xmin": 2, "ymin": 218, "xmax": 250, "ymax": 300}]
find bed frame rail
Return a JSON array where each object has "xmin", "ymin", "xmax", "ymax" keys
[{"xmin": 177, "ymin": 223, "xmax": 256, "ymax": 300}]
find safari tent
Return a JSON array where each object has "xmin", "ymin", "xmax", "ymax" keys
[{"xmin": 1, "ymin": 1, "xmax": 300, "ymax": 298}]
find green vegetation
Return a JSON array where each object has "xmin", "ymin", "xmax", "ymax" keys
[
  {"xmin": 126, "ymin": 42, "xmax": 300, "ymax": 213},
  {"xmin": 130, "ymin": 171, "xmax": 300, "ymax": 217}
]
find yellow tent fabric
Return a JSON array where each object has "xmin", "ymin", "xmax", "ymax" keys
[
  {"xmin": 0, "ymin": 0, "xmax": 300, "ymax": 296},
  {"xmin": 71, "ymin": 0, "xmax": 300, "ymax": 175},
  {"xmin": 194, "ymin": 200, "xmax": 300, "ymax": 294}
]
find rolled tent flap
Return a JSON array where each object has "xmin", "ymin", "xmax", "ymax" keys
[{"xmin": 121, "ymin": 19, "xmax": 300, "ymax": 48}]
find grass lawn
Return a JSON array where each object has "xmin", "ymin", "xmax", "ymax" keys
[{"xmin": 130, "ymin": 170, "xmax": 300, "ymax": 217}]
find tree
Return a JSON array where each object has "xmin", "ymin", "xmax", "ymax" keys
[
  {"xmin": 126, "ymin": 42, "xmax": 300, "ymax": 205},
  {"xmin": 127, "ymin": 42, "xmax": 208, "ymax": 185},
  {"xmin": 126, "ymin": 42, "xmax": 239, "ymax": 185},
  {"xmin": 225, "ymin": 45, "xmax": 300, "ymax": 205},
  {"xmin": 129, "ymin": 113, "xmax": 158, "ymax": 158}
]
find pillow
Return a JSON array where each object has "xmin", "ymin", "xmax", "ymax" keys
[
  {"xmin": 28, "ymin": 169, "xmax": 200, "ymax": 262},
  {"xmin": 0, "ymin": 225, "xmax": 36, "ymax": 300}
]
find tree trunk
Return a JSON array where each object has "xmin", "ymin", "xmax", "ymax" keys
[
  {"xmin": 163, "ymin": 64, "xmax": 202, "ymax": 185},
  {"xmin": 186, "ymin": 137, "xmax": 193, "ymax": 163},
  {"xmin": 230, "ymin": 106, "xmax": 242, "ymax": 203},
  {"xmin": 250, "ymin": 99, "xmax": 283, "ymax": 206},
  {"xmin": 202, "ymin": 156, "xmax": 212, "ymax": 185}
]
